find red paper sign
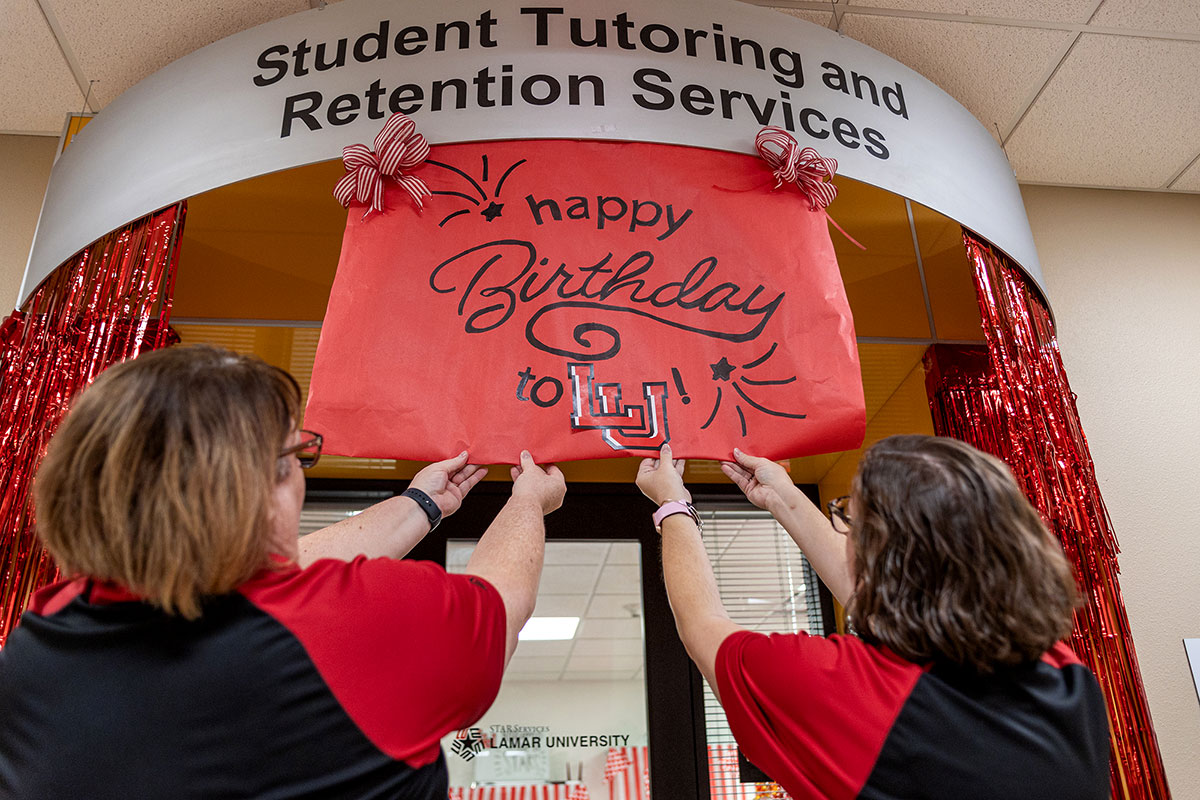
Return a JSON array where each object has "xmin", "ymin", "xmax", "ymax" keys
[{"xmin": 306, "ymin": 140, "xmax": 864, "ymax": 463}]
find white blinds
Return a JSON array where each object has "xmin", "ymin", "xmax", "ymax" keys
[{"xmin": 699, "ymin": 508, "xmax": 825, "ymax": 797}]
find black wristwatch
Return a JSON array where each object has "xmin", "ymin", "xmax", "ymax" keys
[{"xmin": 402, "ymin": 487, "xmax": 442, "ymax": 532}]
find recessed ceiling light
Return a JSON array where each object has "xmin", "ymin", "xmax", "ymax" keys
[{"xmin": 518, "ymin": 616, "xmax": 580, "ymax": 641}]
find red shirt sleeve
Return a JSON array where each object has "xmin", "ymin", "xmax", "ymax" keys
[
  {"xmin": 242, "ymin": 557, "xmax": 506, "ymax": 767},
  {"xmin": 715, "ymin": 630, "xmax": 924, "ymax": 800}
]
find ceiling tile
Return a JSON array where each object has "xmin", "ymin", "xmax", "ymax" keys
[
  {"xmin": 544, "ymin": 541, "xmax": 611, "ymax": 566},
  {"xmin": 512, "ymin": 640, "xmax": 574, "ymax": 658},
  {"xmin": 0, "ymin": 0, "xmax": 85, "ymax": 132},
  {"xmin": 503, "ymin": 671, "xmax": 564, "ymax": 682},
  {"xmin": 772, "ymin": 8, "xmax": 834, "ymax": 28},
  {"xmin": 507, "ymin": 654, "xmax": 568, "ymax": 672},
  {"xmin": 539, "ymin": 564, "xmax": 601, "ymax": 594},
  {"xmin": 561, "ymin": 671, "xmax": 639, "ymax": 681},
  {"xmin": 50, "ymin": 0, "xmax": 309, "ymax": 107},
  {"xmin": 594, "ymin": 564, "xmax": 641, "ymax": 595},
  {"xmin": 840, "ymin": 0, "xmax": 1098, "ymax": 23},
  {"xmin": 577, "ymin": 618, "xmax": 644, "ymax": 639},
  {"xmin": 1089, "ymin": 0, "xmax": 1200, "ymax": 35},
  {"xmin": 1006, "ymin": 35, "xmax": 1200, "ymax": 187},
  {"xmin": 839, "ymin": 15, "xmax": 1073, "ymax": 137},
  {"xmin": 1171, "ymin": 154, "xmax": 1200, "ymax": 192},
  {"xmin": 606, "ymin": 542, "xmax": 641, "ymax": 565},
  {"xmin": 571, "ymin": 638, "xmax": 643, "ymax": 657},
  {"xmin": 566, "ymin": 653, "xmax": 644, "ymax": 672},
  {"xmin": 586, "ymin": 593, "xmax": 641, "ymax": 619},
  {"xmin": 532, "ymin": 594, "xmax": 590, "ymax": 617}
]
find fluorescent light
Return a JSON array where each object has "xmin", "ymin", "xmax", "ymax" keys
[{"xmin": 518, "ymin": 616, "xmax": 580, "ymax": 641}]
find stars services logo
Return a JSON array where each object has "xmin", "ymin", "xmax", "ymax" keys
[{"xmin": 450, "ymin": 728, "xmax": 492, "ymax": 762}]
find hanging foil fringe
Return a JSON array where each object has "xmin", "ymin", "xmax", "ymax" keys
[
  {"xmin": 0, "ymin": 203, "xmax": 185, "ymax": 648},
  {"xmin": 924, "ymin": 235, "xmax": 1170, "ymax": 800}
]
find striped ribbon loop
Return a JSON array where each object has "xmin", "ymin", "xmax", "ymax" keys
[
  {"xmin": 333, "ymin": 112, "xmax": 431, "ymax": 216},
  {"xmin": 754, "ymin": 126, "xmax": 839, "ymax": 211}
]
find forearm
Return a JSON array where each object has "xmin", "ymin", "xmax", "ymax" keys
[
  {"xmin": 770, "ymin": 489, "xmax": 855, "ymax": 606},
  {"xmin": 298, "ymin": 495, "xmax": 430, "ymax": 566},
  {"xmin": 465, "ymin": 496, "xmax": 546, "ymax": 663},
  {"xmin": 660, "ymin": 515, "xmax": 740, "ymax": 695}
]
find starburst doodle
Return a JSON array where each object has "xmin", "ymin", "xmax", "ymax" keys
[
  {"xmin": 699, "ymin": 342, "xmax": 806, "ymax": 436},
  {"xmin": 427, "ymin": 154, "xmax": 526, "ymax": 227}
]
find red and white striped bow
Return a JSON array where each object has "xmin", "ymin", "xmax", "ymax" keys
[
  {"xmin": 333, "ymin": 112, "xmax": 431, "ymax": 217},
  {"xmin": 567, "ymin": 785, "xmax": 591, "ymax": 800},
  {"xmin": 754, "ymin": 126, "xmax": 838, "ymax": 211}
]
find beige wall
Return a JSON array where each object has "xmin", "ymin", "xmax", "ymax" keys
[
  {"xmin": 1023, "ymin": 185, "xmax": 1200, "ymax": 798},
  {"xmin": 0, "ymin": 134, "xmax": 58, "ymax": 311}
]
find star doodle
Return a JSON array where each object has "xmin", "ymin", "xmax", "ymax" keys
[
  {"xmin": 480, "ymin": 201, "xmax": 504, "ymax": 222},
  {"xmin": 710, "ymin": 357, "xmax": 735, "ymax": 382}
]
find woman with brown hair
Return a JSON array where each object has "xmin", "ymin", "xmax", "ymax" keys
[
  {"xmin": 637, "ymin": 434, "xmax": 1109, "ymax": 799},
  {"xmin": 0, "ymin": 344, "xmax": 565, "ymax": 799}
]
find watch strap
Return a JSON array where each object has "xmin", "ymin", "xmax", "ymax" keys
[
  {"xmin": 402, "ymin": 487, "xmax": 442, "ymax": 532},
  {"xmin": 653, "ymin": 500, "xmax": 701, "ymax": 532}
]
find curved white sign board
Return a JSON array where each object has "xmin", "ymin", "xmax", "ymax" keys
[{"xmin": 21, "ymin": 0, "xmax": 1041, "ymax": 305}]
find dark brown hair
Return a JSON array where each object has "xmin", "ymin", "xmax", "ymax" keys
[
  {"xmin": 35, "ymin": 345, "xmax": 301, "ymax": 619},
  {"xmin": 846, "ymin": 434, "xmax": 1078, "ymax": 674}
]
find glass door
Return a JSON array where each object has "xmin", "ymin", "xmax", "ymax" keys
[{"xmin": 443, "ymin": 540, "xmax": 651, "ymax": 800}]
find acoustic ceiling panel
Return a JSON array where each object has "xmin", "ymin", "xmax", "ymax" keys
[
  {"xmin": 1005, "ymin": 34, "xmax": 1200, "ymax": 188},
  {"xmin": 1089, "ymin": 0, "xmax": 1200, "ymax": 35},
  {"xmin": 835, "ymin": 0, "xmax": 1100, "ymax": 23},
  {"xmin": 0, "ymin": 0, "xmax": 85, "ymax": 133},
  {"xmin": 1170, "ymin": 154, "xmax": 1200, "ymax": 191},
  {"xmin": 48, "ymin": 0, "xmax": 309, "ymax": 107},
  {"xmin": 773, "ymin": 8, "xmax": 834, "ymax": 27},
  {"xmin": 837, "ymin": 14, "xmax": 1073, "ymax": 140}
]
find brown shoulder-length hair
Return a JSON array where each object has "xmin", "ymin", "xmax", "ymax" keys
[
  {"xmin": 34, "ymin": 345, "xmax": 301, "ymax": 619},
  {"xmin": 845, "ymin": 434, "xmax": 1078, "ymax": 674}
]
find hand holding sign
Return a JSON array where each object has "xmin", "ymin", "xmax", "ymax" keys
[
  {"xmin": 407, "ymin": 451, "xmax": 488, "ymax": 516},
  {"xmin": 510, "ymin": 451, "xmax": 567, "ymax": 515},
  {"xmin": 636, "ymin": 444, "xmax": 689, "ymax": 507},
  {"xmin": 306, "ymin": 119, "xmax": 865, "ymax": 463}
]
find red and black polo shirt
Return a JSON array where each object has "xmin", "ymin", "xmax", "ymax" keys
[
  {"xmin": 717, "ymin": 630, "xmax": 1110, "ymax": 800},
  {"xmin": 0, "ymin": 557, "xmax": 506, "ymax": 799}
]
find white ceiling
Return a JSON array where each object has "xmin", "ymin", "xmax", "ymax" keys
[
  {"xmin": 448, "ymin": 540, "xmax": 648, "ymax": 683},
  {"xmin": 2, "ymin": 0, "xmax": 1196, "ymax": 193}
]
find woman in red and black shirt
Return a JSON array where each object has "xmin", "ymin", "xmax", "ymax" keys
[{"xmin": 637, "ymin": 435, "xmax": 1109, "ymax": 800}]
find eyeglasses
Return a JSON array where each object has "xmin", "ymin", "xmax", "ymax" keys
[
  {"xmin": 827, "ymin": 495, "xmax": 852, "ymax": 535},
  {"xmin": 279, "ymin": 430, "xmax": 323, "ymax": 469}
]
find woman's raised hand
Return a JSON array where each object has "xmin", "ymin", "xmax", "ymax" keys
[
  {"xmin": 409, "ymin": 451, "xmax": 488, "ymax": 517},
  {"xmin": 720, "ymin": 448, "xmax": 796, "ymax": 513},
  {"xmin": 636, "ymin": 443, "xmax": 690, "ymax": 506}
]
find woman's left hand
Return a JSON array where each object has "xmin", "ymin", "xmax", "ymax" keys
[
  {"xmin": 636, "ymin": 443, "xmax": 690, "ymax": 506},
  {"xmin": 409, "ymin": 451, "xmax": 488, "ymax": 516}
]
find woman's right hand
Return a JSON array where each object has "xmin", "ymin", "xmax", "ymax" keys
[
  {"xmin": 720, "ymin": 448, "xmax": 798, "ymax": 513},
  {"xmin": 510, "ymin": 450, "xmax": 566, "ymax": 515}
]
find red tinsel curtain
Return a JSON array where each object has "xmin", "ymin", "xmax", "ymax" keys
[
  {"xmin": 923, "ymin": 234, "xmax": 1170, "ymax": 800},
  {"xmin": 0, "ymin": 203, "xmax": 185, "ymax": 647}
]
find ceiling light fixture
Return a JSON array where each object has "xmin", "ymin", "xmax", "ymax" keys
[{"xmin": 518, "ymin": 616, "xmax": 580, "ymax": 641}]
